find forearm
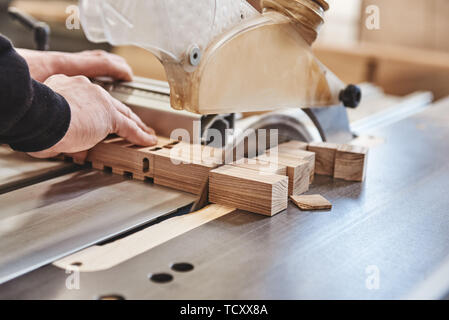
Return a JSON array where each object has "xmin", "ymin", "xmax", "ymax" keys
[
  {"xmin": 16, "ymin": 48, "xmax": 63, "ymax": 82},
  {"xmin": 16, "ymin": 48, "xmax": 133, "ymax": 83}
]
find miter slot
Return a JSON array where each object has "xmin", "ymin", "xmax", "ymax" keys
[{"xmin": 96, "ymin": 203, "xmax": 194, "ymax": 246}]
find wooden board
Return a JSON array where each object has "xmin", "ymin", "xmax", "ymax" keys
[
  {"xmin": 360, "ymin": 0, "xmax": 449, "ymax": 52},
  {"xmin": 258, "ymin": 153, "xmax": 310, "ymax": 196},
  {"xmin": 83, "ymin": 136, "xmax": 173, "ymax": 180},
  {"xmin": 307, "ymin": 142, "xmax": 339, "ymax": 176},
  {"xmin": 314, "ymin": 42, "xmax": 449, "ymax": 100},
  {"xmin": 209, "ymin": 165, "xmax": 288, "ymax": 216},
  {"xmin": 71, "ymin": 137, "xmax": 222, "ymax": 195},
  {"xmin": 54, "ymin": 204, "xmax": 236, "ymax": 272},
  {"xmin": 334, "ymin": 144, "xmax": 368, "ymax": 182},
  {"xmin": 290, "ymin": 194, "xmax": 332, "ymax": 211}
]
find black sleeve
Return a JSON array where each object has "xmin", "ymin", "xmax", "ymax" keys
[{"xmin": 0, "ymin": 35, "xmax": 71, "ymax": 152}]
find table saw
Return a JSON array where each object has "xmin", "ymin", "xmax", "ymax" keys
[{"xmin": 1, "ymin": 0, "xmax": 449, "ymax": 300}]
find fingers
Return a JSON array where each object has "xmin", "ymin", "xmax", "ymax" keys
[
  {"xmin": 111, "ymin": 109, "xmax": 157, "ymax": 147},
  {"xmin": 109, "ymin": 97, "xmax": 156, "ymax": 136},
  {"xmin": 28, "ymin": 150, "xmax": 60, "ymax": 159},
  {"xmin": 68, "ymin": 51, "xmax": 134, "ymax": 81}
]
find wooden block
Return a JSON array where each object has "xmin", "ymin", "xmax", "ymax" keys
[
  {"xmin": 290, "ymin": 194, "xmax": 332, "ymax": 211},
  {"xmin": 277, "ymin": 140, "xmax": 308, "ymax": 150},
  {"xmin": 258, "ymin": 153, "xmax": 310, "ymax": 196},
  {"xmin": 86, "ymin": 136, "xmax": 221, "ymax": 194},
  {"xmin": 307, "ymin": 142, "xmax": 340, "ymax": 176},
  {"xmin": 209, "ymin": 165, "xmax": 288, "ymax": 216},
  {"xmin": 269, "ymin": 145, "xmax": 316, "ymax": 183},
  {"xmin": 334, "ymin": 144, "xmax": 368, "ymax": 182},
  {"xmin": 165, "ymin": 141, "xmax": 224, "ymax": 164},
  {"xmin": 231, "ymin": 158, "xmax": 287, "ymax": 176},
  {"xmin": 86, "ymin": 136, "xmax": 175, "ymax": 179},
  {"xmin": 112, "ymin": 167, "xmax": 125, "ymax": 176},
  {"xmin": 91, "ymin": 161, "xmax": 105, "ymax": 170},
  {"xmin": 152, "ymin": 148, "xmax": 219, "ymax": 195}
]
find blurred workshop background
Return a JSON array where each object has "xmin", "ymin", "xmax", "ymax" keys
[{"xmin": 1, "ymin": 0, "xmax": 449, "ymax": 101}]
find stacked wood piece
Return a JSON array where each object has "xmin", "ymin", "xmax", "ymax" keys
[
  {"xmin": 209, "ymin": 165, "xmax": 288, "ymax": 216},
  {"xmin": 307, "ymin": 142, "xmax": 368, "ymax": 182},
  {"xmin": 258, "ymin": 153, "xmax": 311, "ymax": 196}
]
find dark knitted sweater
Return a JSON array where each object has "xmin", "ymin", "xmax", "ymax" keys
[{"xmin": 0, "ymin": 35, "xmax": 70, "ymax": 152}]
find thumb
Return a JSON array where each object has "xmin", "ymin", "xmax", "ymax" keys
[{"xmin": 112, "ymin": 110, "xmax": 158, "ymax": 146}]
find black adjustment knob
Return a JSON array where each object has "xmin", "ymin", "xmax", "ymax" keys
[{"xmin": 339, "ymin": 84, "xmax": 361, "ymax": 109}]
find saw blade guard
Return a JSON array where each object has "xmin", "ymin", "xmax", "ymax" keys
[{"xmin": 79, "ymin": 0, "xmax": 259, "ymax": 61}]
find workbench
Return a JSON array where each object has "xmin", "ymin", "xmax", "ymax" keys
[{"xmin": 0, "ymin": 97, "xmax": 449, "ymax": 300}]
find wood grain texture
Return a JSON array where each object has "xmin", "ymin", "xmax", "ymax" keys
[
  {"xmin": 163, "ymin": 141, "xmax": 224, "ymax": 164},
  {"xmin": 270, "ymin": 143, "xmax": 316, "ymax": 182},
  {"xmin": 259, "ymin": 153, "xmax": 311, "ymax": 196},
  {"xmin": 153, "ymin": 148, "xmax": 219, "ymax": 195},
  {"xmin": 290, "ymin": 194, "xmax": 332, "ymax": 211},
  {"xmin": 86, "ymin": 137, "xmax": 155, "ymax": 178},
  {"xmin": 334, "ymin": 144, "xmax": 368, "ymax": 182},
  {"xmin": 315, "ymin": 42, "xmax": 449, "ymax": 100},
  {"xmin": 307, "ymin": 142, "xmax": 339, "ymax": 176},
  {"xmin": 277, "ymin": 140, "xmax": 309, "ymax": 150},
  {"xmin": 209, "ymin": 165, "xmax": 288, "ymax": 216},
  {"xmin": 84, "ymin": 136, "xmax": 174, "ymax": 179},
  {"xmin": 77, "ymin": 136, "xmax": 223, "ymax": 195},
  {"xmin": 231, "ymin": 158, "xmax": 287, "ymax": 176}
]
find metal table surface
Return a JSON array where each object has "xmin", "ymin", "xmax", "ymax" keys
[
  {"xmin": 0, "ymin": 170, "xmax": 197, "ymax": 285},
  {"xmin": 1, "ymin": 98, "xmax": 449, "ymax": 299},
  {"xmin": 0, "ymin": 146, "xmax": 77, "ymax": 194}
]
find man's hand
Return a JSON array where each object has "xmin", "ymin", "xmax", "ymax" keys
[
  {"xmin": 17, "ymin": 49, "xmax": 133, "ymax": 82},
  {"xmin": 28, "ymin": 75, "xmax": 157, "ymax": 159}
]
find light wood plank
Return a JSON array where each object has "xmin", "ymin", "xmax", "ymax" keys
[{"xmin": 53, "ymin": 204, "xmax": 235, "ymax": 272}]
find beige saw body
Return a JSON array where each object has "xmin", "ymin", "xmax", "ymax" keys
[{"xmin": 165, "ymin": 12, "xmax": 344, "ymax": 114}]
